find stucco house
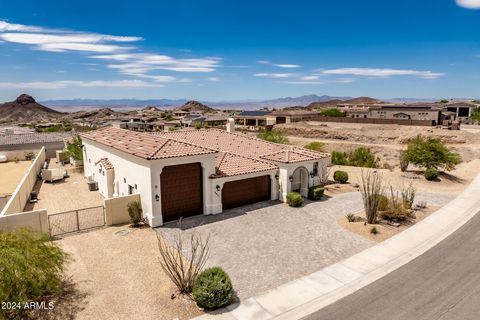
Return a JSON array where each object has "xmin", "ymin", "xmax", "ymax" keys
[{"xmin": 80, "ymin": 123, "xmax": 330, "ymax": 227}]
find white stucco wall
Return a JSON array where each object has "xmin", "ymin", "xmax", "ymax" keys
[{"xmin": 82, "ymin": 139, "xmax": 154, "ymax": 224}]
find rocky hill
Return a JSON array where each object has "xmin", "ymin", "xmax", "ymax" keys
[
  {"xmin": 174, "ymin": 100, "xmax": 215, "ymax": 113},
  {"xmin": 0, "ymin": 94, "xmax": 62, "ymax": 123}
]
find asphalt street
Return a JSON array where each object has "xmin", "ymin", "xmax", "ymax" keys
[{"xmin": 303, "ymin": 211, "xmax": 480, "ymax": 320}]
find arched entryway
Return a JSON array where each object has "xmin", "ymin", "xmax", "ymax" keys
[{"xmin": 291, "ymin": 166, "xmax": 309, "ymax": 197}]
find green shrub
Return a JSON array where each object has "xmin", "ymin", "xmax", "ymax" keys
[
  {"xmin": 65, "ymin": 136, "xmax": 83, "ymax": 161},
  {"xmin": 331, "ymin": 151, "xmax": 348, "ymax": 165},
  {"xmin": 192, "ymin": 267, "xmax": 234, "ymax": 309},
  {"xmin": 0, "ymin": 228, "xmax": 69, "ymax": 319},
  {"xmin": 424, "ymin": 167, "xmax": 439, "ymax": 181},
  {"xmin": 308, "ymin": 185, "xmax": 324, "ymax": 200},
  {"xmin": 304, "ymin": 141, "xmax": 326, "ymax": 152},
  {"xmin": 403, "ymin": 136, "xmax": 461, "ymax": 171},
  {"xmin": 348, "ymin": 147, "xmax": 379, "ymax": 168},
  {"xmin": 333, "ymin": 170, "xmax": 349, "ymax": 184},
  {"xmin": 319, "ymin": 108, "xmax": 346, "ymax": 117},
  {"xmin": 127, "ymin": 201, "xmax": 143, "ymax": 226},
  {"xmin": 380, "ymin": 201, "xmax": 410, "ymax": 221},
  {"xmin": 370, "ymin": 226, "xmax": 379, "ymax": 235},
  {"xmin": 257, "ymin": 130, "xmax": 289, "ymax": 144},
  {"xmin": 286, "ymin": 192, "xmax": 304, "ymax": 207}
]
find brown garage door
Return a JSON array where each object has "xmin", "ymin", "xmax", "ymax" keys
[
  {"xmin": 161, "ymin": 163, "xmax": 203, "ymax": 222},
  {"xmin": 222, "ymin": 175, "xmax": 271, "ymax": 210}
]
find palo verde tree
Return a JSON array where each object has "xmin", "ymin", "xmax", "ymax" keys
[{"xmin": 402, "ymin": 136, "xmax": 461, "ymax": 171}]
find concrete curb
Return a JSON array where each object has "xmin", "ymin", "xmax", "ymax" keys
[{"xmin": 193, "ymin": 175, "xmax": 480, "ymax": 320}]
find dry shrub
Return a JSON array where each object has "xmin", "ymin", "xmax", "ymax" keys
[
  {"xmin": 157, "ymin": 231, "xmax": 210, "ymax": 294},
  {"xmin": 360, "ymin": 170, "xmax": 385, "ymax": 224}
]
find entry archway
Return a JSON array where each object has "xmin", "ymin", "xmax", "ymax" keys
[{"xmin": 291, "ymin": 166, "xmax": 309, "ymax": 197}]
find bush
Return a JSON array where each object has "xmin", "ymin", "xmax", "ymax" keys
[
  {"xmin": 65, "ymin": 135, "xmax": 83, "ymax": 161},
  {"xmin": 308, "ymin": 185, "xmax": 324, "ymax": 200},
  {"xmin": 333, "ymin": 170, "xmax": 349, "ymax": 184},
  {"xmin": 331, "ymin": 148, "xmax": 379, "ymax": 168},
  {"xmin": 348, "ymin": 147, "xmax": 379, "ymax": 168},
  {"xmin": 331, "ymin": 151, "xmax": 348, "ymax": 165},
  {"xmin": 192, "ymin": 267, "xmax": 234, "ymax": 309},
  {"xmin": 399, "ymin": 150, "xmax": 409, "ymax": 172},
  {"xmin": 319, "ymin": 108, "xmax": 346, "ymax": 117},
  {"xmin": 380, "ymin": 201, "xmax": 410, "ymax": 221},
  {"xmin": 370, "ymin": 226, "xmax": 379, "ymax": 235},
  {"xmin": 377, "ymin": 194, "xmax": 389, "ymax": 212},
  {"xmin": 127, "ymin": 201, "xmax": 143, "ymax": 226},
  {"xmin": 424, "ymin": 167, "xmax": 439, "ymax": 181},
  {"xmin": 286, "ymin": 192, "xmax": 304, "ymax": 207},
  {"xmin": 304, "ymin": 141, "xmax": 326, "ymax": 152},
  {"xmin": 257, "ymin": 130, "xmax": 289, "ymax": 144},
  {"xmin": 0, "ymin": 228, "xmax": 69, "ymax": 319},
  {"xmin": 403, "ymin": 136, "xmax": 461, "ymax": 171}
]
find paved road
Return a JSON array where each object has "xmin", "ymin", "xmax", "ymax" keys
[{"xmin": 303, "ymin": 210, "xmax": 480, "ymax": 320}]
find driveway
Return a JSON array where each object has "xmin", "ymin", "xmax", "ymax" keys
[
  {"xmin": 303, "ymin": 208, "xmax": 480, "ymax": 320},
  {"xmin": 157, "ymin": 192, "xmax": 453, "ymax": 300}
]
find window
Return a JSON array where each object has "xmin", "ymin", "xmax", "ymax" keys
[
  {"xmin": 128, "ymin": 185, "xmax": 135, "ymax": 195},
  {"xmin": 124, "ymin": 178, "xmax": 126, "ymax": 183},
  {"xmin": 99, "ymin": 168, "xmax": 101, "ymax": 174},
  {"xmin": 135, "ymin": 184, "xmax": 138, "ymax": 190}
]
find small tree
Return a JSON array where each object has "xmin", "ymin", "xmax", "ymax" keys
[
  {"xmin": 65, "ymin": 136, "xmax": 83, "ymax": 161},
  {"xmin": 403, "ymin": 136, "xmax": 461, "ymax": 171},
  {"xmin": 319, "ymin": 108, "xmax": 346, "ymax": 117},
  {"xmin": 360, "ymin": 170, "xmax": 385, "ymax": 224},
  {"xmin": 157, "ymin": 231, "xmax": 210, "ymax": 294},
  {"xmin": 192, "ymin": 267, "xmax": 234, "ymax": 309},
  {"xmin": 127, "ymin": 201, "xmax": 143, "ymax": 226},
  {"xmin": 331, "ymin": 151, "xmax": 348, "ymax": 165}
]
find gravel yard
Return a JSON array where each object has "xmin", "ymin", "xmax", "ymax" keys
[{"xmin": 55, "ymin": 226, "xmax": 202, "ymax": 320}]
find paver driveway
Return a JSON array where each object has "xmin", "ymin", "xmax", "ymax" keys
[{"xmin": 157, "ymin": 192, "xmax": 453, "ymax": 299}]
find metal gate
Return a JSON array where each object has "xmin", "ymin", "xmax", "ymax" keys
[{"xmin": 48, "ymin": 205, "xmax": 105, "ymax": 237}]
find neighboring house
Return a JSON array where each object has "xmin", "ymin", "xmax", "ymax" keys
[
  {"xmin": 0, "ymin": 132, "xmax": 71, "ymax": 160},
  {"xmin": 80, "ymin": 123, "xmax": 330, "ymax": 227},
  {"xmin": 443, "ymin": 102, "xmax": 478, "ymax": 121},
  {"xmin": 267, "ymin": 110, "xmax": 319, "ymax": 124},
  {"xmin": 234, "ymin": 111, "xmax": 271, "ymax": 127},
  {"xmin": 345, "ymin": 105, "xmax": 443, "ymax": 124}
]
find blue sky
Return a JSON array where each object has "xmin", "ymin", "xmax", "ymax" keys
[{"xmin": 0, "ymin": 0, "xmax": 479, "ymax": 101}]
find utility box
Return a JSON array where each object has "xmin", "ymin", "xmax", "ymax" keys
[{"xmin": 56, "ymin": 150, "xmax": 69, "ymax": 163}]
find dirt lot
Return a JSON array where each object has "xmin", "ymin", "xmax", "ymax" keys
[
  {"xmin": 49, "ymin": 226, "xmax": 202, "ymax": 320},
  {"xmin": 278, "ymin": 122, "xmax": 480, "ymax": 170},
  {"xmin": 272, "ymin": 121, "xmax": 480, "ymax": 194}
]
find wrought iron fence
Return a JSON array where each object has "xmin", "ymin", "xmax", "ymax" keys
[{"xmin": 48, "ymin": 205, "xmax": 105, "ymax": 237}]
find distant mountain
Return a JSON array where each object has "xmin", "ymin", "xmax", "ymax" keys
[
  {"xmin": 41, "ymin": 98, "xmax": 188, "ymax": 108},
  {"xmin": 0, "ymin": 94, "xmax": 62, "ymax": 123},
  {"xmin": 174, "ymin": 100, "xmax": 216, "ymax": 113},
  {"xmin": 40, "ymin": 94, "xmax": 351, "ymax": 110},
  {"xmin": 341, "ymin": 97, "xmax": 383, "ymax": 105}
]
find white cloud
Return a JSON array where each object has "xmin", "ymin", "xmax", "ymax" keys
[
  {"xmin": 0, "ymin": 80, "xmax": 164, "ymax": 89},
  {"xmin": 273, "ymin": 64, "xmax": 301, "ymax": 68},
  {"xmin": 321, "ymin": 67, "xmax": 445, "ymax": 79},
  {"xmin": 0, "ymin": 19, "xmax": 222, "ymax": 83},
  {"xmin": 300, "ymin": 75, "xmax": 320, "ymax": 81},
  {"xmin": 253, "ymin": 73, "xmax": 295, "ymax": 78},
  {"xmin": 456, "ymin": 0, "xmax": 480, "ymax": 9},
  {"xmin": 207, "ymin": 77, "xmax": 220, "ymax": 81},
  {"xmin": 256, "ymin": 60, "xmax": 270, "ymax": 64}
]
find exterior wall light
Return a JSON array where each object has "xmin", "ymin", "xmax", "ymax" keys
[
  {"xmin": 216, "ymin": 185, "xmax": 221, "ymax": 191},
  {"xmin": 275, "ymin": 174, "xmax": 279, "ymax": 180},
  {"xmin": 155, "ymin": 194, "xmax": 160, "ymax": 201},
  {"xmin": 289, "ymin": 175, "xmax": 294, "ymax": 182},
  {"xmin": 310, "ymin": 171, "xmax": 315, "ymax": 178}
]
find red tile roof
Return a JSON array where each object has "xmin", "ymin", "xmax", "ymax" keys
[
  {"xmin": 95, "ymin": 158, "xmax": 114, "ymax": 170},
  {"xmin": 81, "ymin": 127, "xmax": 217, "ymax": 160},
  {"xmin": 82, "ymin": 127, "xmax": 330, "ymax": 178}
]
